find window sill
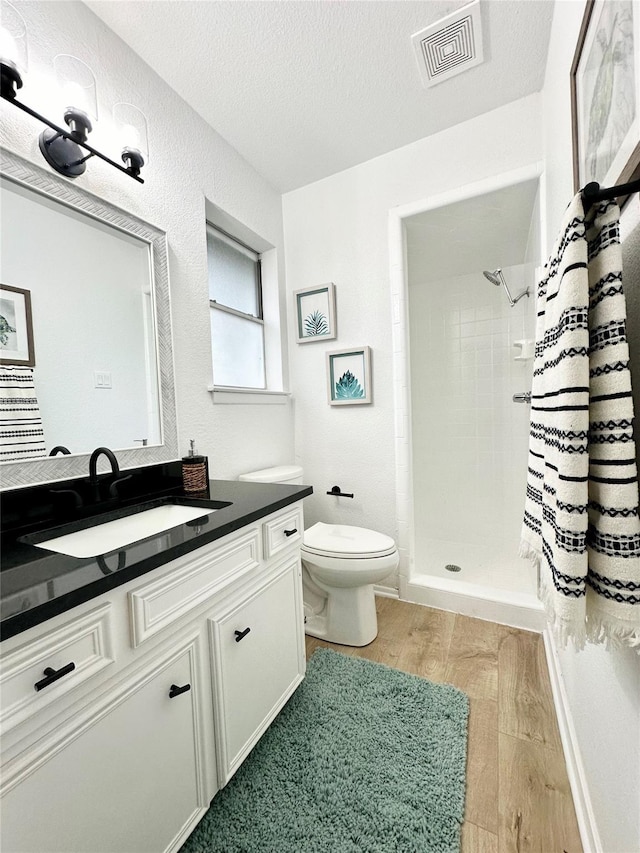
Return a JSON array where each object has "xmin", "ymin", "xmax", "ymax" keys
[{"xmin": 208, "ymin": 386, "xmax": 290, "ymax": 405}]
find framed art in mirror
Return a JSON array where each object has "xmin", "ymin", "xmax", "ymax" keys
[{"xmin": 0, "ymin": 284, "xmax": 35, "ymax": 366}]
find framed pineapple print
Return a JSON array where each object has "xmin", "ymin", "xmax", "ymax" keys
[
  {"xmin": 294, "ymin": 283, "xmax": 337, "ymax": 343},
  {"xmin": 327, "ymin": 346, "xmax": 371, "ymax": 406},
  {"xmin": 571, "ymin": 0, "xmax": 640, "ymax": 193}
]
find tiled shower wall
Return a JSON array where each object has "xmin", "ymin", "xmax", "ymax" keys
[{"xmin": 408, "ymin": 263, "xmax": 537, "ymax": 591}]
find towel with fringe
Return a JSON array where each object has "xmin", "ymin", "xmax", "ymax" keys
[
  {"xmin": 520, "ymin": 193, "xmax": 640, "ymax": 651},
  {"xmin": 0, "ymin": 365, "xmax": 46, "ymax": 461}
]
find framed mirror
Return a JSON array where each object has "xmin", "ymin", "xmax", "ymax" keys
[{"xmin": 0, "ymin": 147, "xmax": 178, "ymax": 489}]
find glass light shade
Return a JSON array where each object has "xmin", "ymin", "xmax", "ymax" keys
[
  {"xmin": 0, "ymin": 1, "xmax": 28, "ymax": 76},
  {"xmin": 113, "ymin": 102, "xmax": 149, "ymax": 162},
  {"xmin": 53, "ymin": 54, "xmax": 97, "ymax": 122}
]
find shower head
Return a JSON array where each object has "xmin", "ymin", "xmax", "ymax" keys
[
  {"xmin": 482, "ymin": 267, "xmax": 530, "ymax": 307},
  {"xmin": 483, "ymin": 269, "xmax": 504, "ymax": 287}
]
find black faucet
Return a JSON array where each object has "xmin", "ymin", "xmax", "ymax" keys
[
  {"xmin": 49, "ymin": 445, "xmax": 71, "ymax": 456},
  {"xmin": 88, "ymin": 447, "xmax": 120, "ymax": 502}
]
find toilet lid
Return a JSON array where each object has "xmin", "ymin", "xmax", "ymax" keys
[{"xmin": 302, "ymin": 522, "xmax": 397, "ymax": 558}]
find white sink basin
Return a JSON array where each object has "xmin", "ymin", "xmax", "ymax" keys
[{"xmin": 37, "ymin": 504, "xmax": 217, "ymax": 559}]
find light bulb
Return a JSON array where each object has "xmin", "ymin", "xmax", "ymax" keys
[
  {"xmin": 0, "ymin": 28, "xmax": 17, "ymax": 64},
  {"xmin": 119, "ymin": 122, "xmax": 140, "ymax": 150},
  {"xmin": 61, "ymin": 80, "xmax": 86, "ymax": 112}
]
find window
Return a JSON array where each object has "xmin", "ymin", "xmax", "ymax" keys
[{"xmin": 207, "ymin": 224, "xmax": 265, "ymax": 389}]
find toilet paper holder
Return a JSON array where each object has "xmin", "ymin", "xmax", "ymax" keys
[{"xmin": 327, "ymin": 485, "xmax": 354, "ymax": 498}]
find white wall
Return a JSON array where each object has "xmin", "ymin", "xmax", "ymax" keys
[
  {"xmin": 283, "ymin": 93, "xmax": 542, "ymax": 589},
  {"xmin": 0, "ymin": 0, "xmax": 293, "ymax": 479},
  {"xmin": 540, "ymin": 3, "xmax": 640, "ymax": 851}
]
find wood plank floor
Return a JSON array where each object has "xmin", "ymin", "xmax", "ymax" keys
[{"xmin": 305, "ymin": 597, "xmax": 583, "ymax": 853}]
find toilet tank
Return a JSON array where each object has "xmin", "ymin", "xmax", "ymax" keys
[{"xmin": 238, "ymin": 465, "xmax": 304, "ymax": 485}]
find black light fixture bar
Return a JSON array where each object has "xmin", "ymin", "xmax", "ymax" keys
[{"xmin": 1, "ymin": 89, "xmax": 144, "ymax": 183}]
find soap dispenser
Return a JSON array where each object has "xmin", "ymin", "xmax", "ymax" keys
[{"xmin": 182, "ymin": 439, "xmax": 209, "ymax": 494}]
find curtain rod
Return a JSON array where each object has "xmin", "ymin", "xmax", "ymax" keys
[{"xmin": 582, "ymin": 176, "xmax": 640, "ymax": 206}]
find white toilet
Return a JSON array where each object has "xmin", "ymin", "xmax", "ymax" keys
[{"xmin": 238, "ymin": 466, "xmax": 399, "ymax": 646}]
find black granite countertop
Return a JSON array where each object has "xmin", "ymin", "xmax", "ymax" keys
[{"xmin": 1, "ymin": 474, "xmax": 312, "ymax": 641}]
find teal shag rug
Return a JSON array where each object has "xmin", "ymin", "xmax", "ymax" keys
[{"xmin": 181, "ymin": 648, "xmax": 469, "ymax": 853}]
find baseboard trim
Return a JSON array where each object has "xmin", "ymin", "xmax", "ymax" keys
[
  {"xmin": 373, "ymin": 585, "xmax": 399, "ymax": 599},
  {"xmin": 542, "ymin": 628, "xmax": 602, "ymax": 853}
]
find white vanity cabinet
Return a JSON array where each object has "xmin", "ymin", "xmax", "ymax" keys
[{"xmin": 0, "ymin": 501, "xmax": 306, "ymax": 853}]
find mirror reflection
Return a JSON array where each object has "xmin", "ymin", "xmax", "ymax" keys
[{"xmin": 0, "ymin": 175, "xmax": 161, "ymax": 461}]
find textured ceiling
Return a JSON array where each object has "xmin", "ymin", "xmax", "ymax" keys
[{"xmin": 86, "ymin": 1, "xmax": 554, "ymax": 192}]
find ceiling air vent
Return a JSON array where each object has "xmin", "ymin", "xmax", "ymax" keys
[{"xmin": 411, "ymin": 0, "xmax": 484, "ymax": 89}]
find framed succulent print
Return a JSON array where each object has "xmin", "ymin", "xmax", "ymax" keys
[
  {"xmin": 327, "ymin": 346, "xmax": 371, "ymax": 406},
  {"xmin": 571, "ymin": 0, "xmax": 640, "ymax": 193},
  {"xmin": 294, "ymin": 283, "xmax": 337, "ymax": 343}
]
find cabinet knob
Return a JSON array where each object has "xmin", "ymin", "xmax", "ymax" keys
[
  {"xmin": 284, "ymin": 528, "xmax": 297, "ymax": 537},
  {"xmin": 234, "ymin": 627, "xmax": 251, "ymax": 642},
  {"xmin": 34, "ymin": 662, "xmax": 76, "ymax": 692},
  {"xmin": 168, "ymin": 683, "xmax": 191, "ymax": 699}
]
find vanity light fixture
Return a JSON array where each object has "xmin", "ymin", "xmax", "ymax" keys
[{"xmin": 0, "ymin": 3, "xmax": 146, "ymax": 183}]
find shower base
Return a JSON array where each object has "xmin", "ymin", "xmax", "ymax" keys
[{"xmin": 405, "ymin": 537, "xmax": 544, "ymax": 631}]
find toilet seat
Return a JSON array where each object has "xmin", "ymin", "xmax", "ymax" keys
[{"xmin": 302, "ymin": 522, "xmax": 397, "ymax": 559}]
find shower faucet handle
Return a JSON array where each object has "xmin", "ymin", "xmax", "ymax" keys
[{"xmin": 513, "ymin": 391, "xmax": 532, "ymax": 404}]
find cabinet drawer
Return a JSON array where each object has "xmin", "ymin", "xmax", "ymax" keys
[
  {"xmin": 209, "ymin": 557, "xmax": 305, "ymax": 784},
  {"xmin": 0, "ymin": 604, "xmax": 114, "ymax": 735},
  {"xmin": 263, "ymin": 505, "xmax": 303, "ymax": 559},
  {"xmin": 129, "ymin": 528, "xmax": 260, "ymax": 647}
]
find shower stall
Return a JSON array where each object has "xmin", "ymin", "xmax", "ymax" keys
[{"xmin": 391, "ymin": 171, "xmax": 544, "ymax": 627}]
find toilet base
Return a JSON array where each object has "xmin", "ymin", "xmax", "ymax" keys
[{"xmin": 303, "ymin": 583, "xmax": 379, "ymax": 647}]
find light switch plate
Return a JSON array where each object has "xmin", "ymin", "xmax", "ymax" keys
[{"xmin": 94, "ymin": 371, "xmax": 112, "ymax": 389}]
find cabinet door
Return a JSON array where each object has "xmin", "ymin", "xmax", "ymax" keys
[
  {"xmin": 209, "ymin": 557, "xmax": 305, "ymax": 784},
  {"xmin": 0, "ymin": 639, "xmax": 206, "ymax": 853}
]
